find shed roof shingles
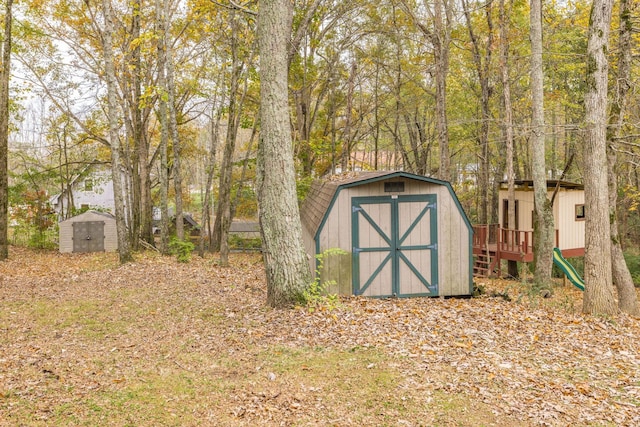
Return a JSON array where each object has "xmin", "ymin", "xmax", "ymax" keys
[{"xmin": 300, "ymin": 171, "xmax": 402, "ymax": 237}]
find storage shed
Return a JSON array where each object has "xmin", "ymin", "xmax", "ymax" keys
[
  {"xmin": 59, "ymin": 210, "xmax": 118, "ymax": 253},
  {"xmin": 300, "ymin": 171, "xmax": 473, "ymax": 298}
]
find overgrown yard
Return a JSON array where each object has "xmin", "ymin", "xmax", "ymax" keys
[{"xmin": 1, "ymin": 247, "xmax": 639, "ymax": 426}]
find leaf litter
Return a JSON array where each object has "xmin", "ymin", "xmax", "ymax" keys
[{"xmin": 0, "ymin": 246, "xmax": 639, "ymax": 426}]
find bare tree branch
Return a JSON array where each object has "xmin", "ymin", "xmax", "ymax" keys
[{"xmin": 209, "ymin": 0, "xmax": 257, "ymax": 16}]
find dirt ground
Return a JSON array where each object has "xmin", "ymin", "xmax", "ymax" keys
[{"xmin": 0, "ymin": 247, "xmax": 639, "ymax": 426}]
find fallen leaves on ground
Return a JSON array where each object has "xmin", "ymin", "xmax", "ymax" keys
[{"xmin": 0, "ymin": 247, "xmax": 638, "ymax": 426}]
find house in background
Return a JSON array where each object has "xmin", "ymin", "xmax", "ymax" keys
[
  {"xmin": 473, "ymin": 179, "xmax": 585, "ymax": 276},
  {"xmin": 50, "ymin": 163, "xmax": 117, "ymax": 220}
]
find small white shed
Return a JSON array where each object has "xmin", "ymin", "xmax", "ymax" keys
[
  {"xmin": 300, "ymin": 171, "xmax": 473, "ymax": 298},
  {"xmin": 59, "ymin": 210, "xmax": 118, "ymax": 253}
]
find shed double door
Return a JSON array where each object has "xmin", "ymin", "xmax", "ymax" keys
[
  {"xmin": 72, "ymin": 221, "xmax": 105, "ymax": 253},
  {"xmin": 352, "ymin": 195, "xmax": 438, "ymax": 297}
]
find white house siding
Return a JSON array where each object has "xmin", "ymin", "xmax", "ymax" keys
[{"xmin": 71, "ymin": 172, "xmax": 116, "ymax": 212}]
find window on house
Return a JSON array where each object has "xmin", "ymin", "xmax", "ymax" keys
[
  {"xmin": 84, "ymin": 179, "xmax": 94, "ymax": 191},
  {"xmin": 575, "ymin": 204, "xmax": 585, "ymax": 221}
]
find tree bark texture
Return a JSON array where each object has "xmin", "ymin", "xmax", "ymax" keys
[
  {"xmin": 462, "ymin": 0, "xmax": 493, "ymax": 224},
  {"xmin": 0, "ymin": 0, "xmax": 12, "ymax": 260},
  {"xmin": 607, "ymin": 0, "xmax": 638, "ymax": 315},
  {"xmin": 102, "ymin": 0, "xmax": 132, "ymax": 264},
  {"xmin": 501, "ymin": 0, "xmax": 516, "ymax": 278},
  {"xmin": 530, "ymin": 0, "xmax": 554, "ymax": 286},
  {"xmin": 155, "ymin": 0, "xmax": 170, "ymax": 254},
  {"xmin": 257, "ymin": 0, "xmax": 312, "ymax": 307},
  {"xmin": 213, "ymin": 11, "xmax": 241, "ymax": 264},
  {"xmin": 165, "ymin": 3, "xmax": 184, "ymax": 243},
  {"xmin": 433, "ymin": 0, "xmax": 452, "ymax": 182},
  {"xmin": 583, "ymin": 0, "xmax": 617, "ymax": 315}
]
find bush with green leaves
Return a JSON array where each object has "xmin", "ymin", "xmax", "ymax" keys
[
  {"xmin": 228, "ymin": 234, "xmax": 262, "ymax": 250},
  {"xmin": 169, "ymin": 237, "xmax": 195, "ymax": 263},
  {"xmin": 623, "ymin": 250, "xmax": 640, "ymax": 287},
  {"xmin": 303, "ymin": 248, "xmax": 346, "ymax": 311}
]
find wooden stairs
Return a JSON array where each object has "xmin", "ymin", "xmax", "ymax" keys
[{"xmin": 473, "ymin": 250, "xmax": 499, "ymax": 277}]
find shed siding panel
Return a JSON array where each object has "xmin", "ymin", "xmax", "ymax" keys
[
  {"xmin": 302, "ymin": 225, "xmax": 316, "ymax": 273},
  {"xmin": 317, "ymin": 190, "xmax": 353, "ymax": 291},
  {"xmin": 104, "ymin": 223, "xmax": 118, "ymax": 252},
  {"xmin": 437, "ymin": 186, "xmax": 471, "ymax": 296},
  {"xmin": 59, "ymin": 222, "xmax": 73, "ymax": 253}
]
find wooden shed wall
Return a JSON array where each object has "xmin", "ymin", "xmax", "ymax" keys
[
  {"xmin": 312, "ymin": 177, "xmax": 472, "ymax": 297},
  {"xmin": 59, "ymin": 211, "xmax": 118, "ymax": 253}
]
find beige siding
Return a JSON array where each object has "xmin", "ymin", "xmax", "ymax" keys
[
  {"xmin": 436, "ymin": 185, "xmax": 472, "ymax": 296},
  {"xmin": 315, "ymin": 177, "xmax": 472, "ymax": 297},
  {"xmin": 59, "ymin": 220, "xmax": 74, "ymax": 253},
  {"xmin": 556, "ymin": 190, "xmax": 585, "ymax": 250},
  {"xmin": 58, "ymin": 211, "xmax": 118, "ymax": 253},
  {"xmin": 302, "ymin": 224, "xmax": 316, "ymax": 273}
]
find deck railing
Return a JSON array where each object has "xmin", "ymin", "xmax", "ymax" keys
[
  {"xmin": 473, "ymin": 225, "xmax": 559, "ymax": 259},
  {"xmin": 472, "ymin": 224, "xmax": 499, "ymax": 249}
]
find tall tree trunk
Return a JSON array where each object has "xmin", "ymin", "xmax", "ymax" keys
[
  {"xmin": 607, "ymin": 0, "xmax": 638, "ymax": 315},
  {"xmin": 0, "ymin": 0, "xmax": 11, "ymax": 260},
  {"xmin": 462, "ymin": 0, "xmax": 493, "ymax": 225},
  {"xmin": 342, "ymin": 61, "xmax": 356, "ymax": 172},
  {"xmin": 156, "ymin": 0, "xmax": 170, "ymax": 254},
  {"xmin": 433, "ymin": 0, "xmax": 452, "ymax": 181},
  {"xmin": 399, "ymin": 0, "xmax": 452, "ymax": 179},
  {"xmin": 132, "ymin": 0, "xmax": 153, "ymax": 247},
  {"xmin": 102, "ymin": 0, "xmax": 132, "ymax": 264},
  {"xmin": 500, "ymin": 0, "xmax": 517, "ymax": 277},
  {"xmin": 213, "ymin": 10, "xmax": 241, "ymax": 264},
  {"xmin": 199, "ymin": 100, "xmax": 223, "ymax": 257},
  {"xmin": 583, "ymin": 0, "xmax": 617, "ymax": 315},
  {"xmin": 530, "ymin": 0, "xmax": 554, "ymax": 286},
  {"xmin": 0, "ymin": 0, "xmax": 12, "ymax": 260},
  {"xmin": 164, "ymin": 0, "xmax": 183, "ymax": 241},
  {"xmin": 231, "ymin": 120, "xmax": 258, "ymax": 219},
  {"xmin": 257, "ymin": 0, "xmax": 312, "ymax": 307}
]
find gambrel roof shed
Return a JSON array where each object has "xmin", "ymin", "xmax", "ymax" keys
[{"xmin": 300, "ymin": 171, "xmax": 473, "ymax": 298}]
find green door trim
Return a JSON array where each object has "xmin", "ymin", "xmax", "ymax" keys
[{"xmin": 352, "ymin": 195, "xmax": 438, "ymax": 297}]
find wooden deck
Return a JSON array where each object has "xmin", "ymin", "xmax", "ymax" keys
[{"xmin": 472, "ymin": 224, "xmax": 561, "ymax": 277}]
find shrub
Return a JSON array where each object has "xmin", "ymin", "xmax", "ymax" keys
[
  {"xmin": 169, "ymin": 237, "xmax": 195, "ymax": 263},
  {"xmin": 302, "ymin": 248, "xmax": 346, "ymax": 311}
]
